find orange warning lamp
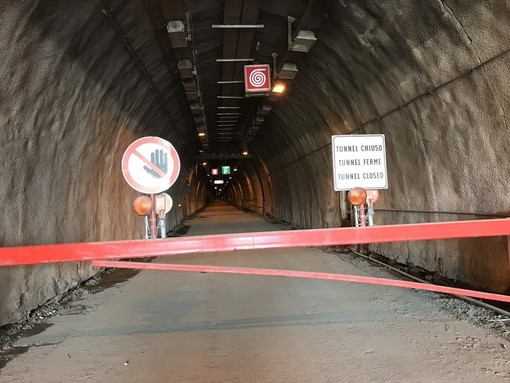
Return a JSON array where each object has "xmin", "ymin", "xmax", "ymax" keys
[
  {"xmin": 133, "ymin": 196, "xmax": 153, "ymax": 216},
  {"xmin": 347, "ymin": 187, "xmax": 367, "ymax": 206}
]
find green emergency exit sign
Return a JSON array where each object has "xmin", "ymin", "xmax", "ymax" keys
[{"xmin": 221, "ymin": 166, "xmax": 231, "ymax": 175}]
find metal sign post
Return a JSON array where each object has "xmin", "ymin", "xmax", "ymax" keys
[{"xmin": 155, "ymin": 193, "xmax": 173, "ymax": 239}]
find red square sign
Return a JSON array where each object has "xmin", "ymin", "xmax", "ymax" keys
[
  {"xmin": 244, "ymin": 64, "xmax": 271, "ymax": 93},
  {"xmin": 211, "ymin": 168, "xmax": 219, "ymax": 175}
]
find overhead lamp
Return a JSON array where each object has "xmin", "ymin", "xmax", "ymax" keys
[
  {"xmin": 167, "ymin": 20, "xmax": 188, "ymax": 48},
  {"xmin": 290, "ymin": 30, "xmax": 317, "ymax": 52},
  {"xmin": 198, "ymin": 132, "xmax": 206, "ymax": 137},
  {"xmin": 272, "ymin": 83, "xmax": 286, "ymax": 94},
  {"xmin": 186, "ymin": 91, "xmax": 199, "ymax": 101},
  {"xmin": 258, "ymin": 104, "xmax": 272, "ymax": 115},
  {"xmin": 183, "ymin": 78, "xmax": 196, "ymax": 92},
  {"xmin": 288, "ymin": 17, "xmax": 317, "ymax": 53},
  {"xmin": 202, "ymin": 162, "xmax": 207, "ymax": 166},
  {"xmin": 242, "ymin": 149, "xmax": 249, "ymax": 156},
  {"xmin": 277, "ymin": 63, "xmax": 299, "ymax": 79},
  {"xmin": 190, "ymin": 103, "xmax": 203, "ymax": 115}
]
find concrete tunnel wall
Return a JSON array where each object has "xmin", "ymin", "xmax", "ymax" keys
[
  {"xmin": 1, "ymin": 0, "xmax": 510, "ymax": 326},
  {"xmin": 252, "ymin": 1, "xmax": 510, "ymax": 293}
]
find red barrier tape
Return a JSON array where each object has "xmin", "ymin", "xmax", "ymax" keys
[
  {"xmin": 92, "ymin": 260, "xmax": 510, "ymax": 303},
  {"xmin": 0, "ymin": 218, "xmax": 509, "ymax": 266}
]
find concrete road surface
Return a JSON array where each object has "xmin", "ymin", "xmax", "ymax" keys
[{"xmin": 1, "ymin": 201, "xmax": 509, "ymax": 382}]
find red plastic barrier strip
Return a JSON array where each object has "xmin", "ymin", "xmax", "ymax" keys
[
  {"xmin": 92, "ymin": 260, "xmax": 510, "ymax": 303},
  {"xmin": 0, "ymin": 218, "xmax": 509, "ymax": 266}
]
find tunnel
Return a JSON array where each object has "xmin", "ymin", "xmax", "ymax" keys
[{"xmin": 1, "ymin": 0, "xmax": 510, "ymax": 337}]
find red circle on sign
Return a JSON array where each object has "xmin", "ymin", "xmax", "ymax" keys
[{"xmin": 121, "ymin": 137, "xmax": 181, "ymax": 194}]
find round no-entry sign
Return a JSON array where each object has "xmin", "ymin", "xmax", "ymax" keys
[{"xmin": 122, "ymin": 137, "xmax": 180, "ymax": 194}]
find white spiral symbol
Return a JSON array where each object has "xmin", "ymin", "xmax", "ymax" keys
[{"xmin": 249, "ymin": 69, "xmax": 266, "ymax": 87}]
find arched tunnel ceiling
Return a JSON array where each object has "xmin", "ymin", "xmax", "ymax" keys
[{"xmin": 138, "ymin": 0, "xmax": 332, "ymax": 158}]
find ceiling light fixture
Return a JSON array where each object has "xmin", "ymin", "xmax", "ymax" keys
[
  {"xmin": 167, "ymin": 20, "xmax": 188, "ymax": 48},
  {"xmin": 272, "ymin": 83, "xmax": 286, "ymax": 94},
  {"xmin": 277, "ymin": 63, "xmax": 299, "ymax": 80},
  {"xmin": 288, "ymin": 17, "xmax": 317, "ymax": 52}
]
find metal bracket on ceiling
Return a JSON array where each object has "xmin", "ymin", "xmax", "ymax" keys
[
  {"xmin": 287, "ymin": 16, "xmax": 296, "ymax": 51},
  {"xmin": 287, "ymin": 15, "xmax": 317, "ymax": 53},
  {"xmin": 271, "ymin": 53, "xmax": 278, "ymax": 80}
]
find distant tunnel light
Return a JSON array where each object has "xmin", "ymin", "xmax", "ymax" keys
[
  {"xmin": 242, "ymin": 149, "xmax": 249, "ymax": 156},
  {"xmin": 198, "ymin": 132, "xmax": 206, "ymax": 137}
]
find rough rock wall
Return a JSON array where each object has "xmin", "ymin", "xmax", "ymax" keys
[
  {"xmin": 253, "ymin": 0, "xmax": 510, "ymax": 291},
  {"xmin": 0, "ymin": 0, "xmax": 197, "ymax": 326}
]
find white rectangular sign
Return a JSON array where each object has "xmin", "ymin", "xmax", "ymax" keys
[{"xmin": 332, "ymin": 134, "xmax": 388, "ymax": 191}]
